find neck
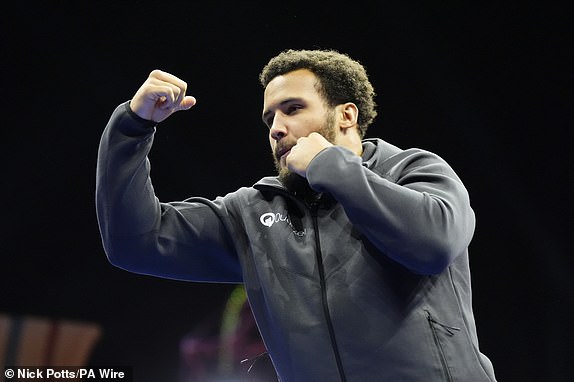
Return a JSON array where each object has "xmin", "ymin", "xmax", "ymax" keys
[{"xmin": 280, "ymin": 172, "xmax": 320, "ymax": 203}]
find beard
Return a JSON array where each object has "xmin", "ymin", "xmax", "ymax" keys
[{"xmin": 272, "ymin": 111, "xmax": 337, "ymax": 199}]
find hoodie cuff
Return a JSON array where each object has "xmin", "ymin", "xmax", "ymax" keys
[{"xmin": 113, "ymin": 101, "xmax": 157, "ymax": 136}]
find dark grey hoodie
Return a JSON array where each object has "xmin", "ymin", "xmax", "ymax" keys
[{"xmin": 96, "ymin": 102, "xmax": 496, "ymax": 382}]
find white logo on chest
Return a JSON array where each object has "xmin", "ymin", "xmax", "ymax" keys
[
  {"xmin": 259, "ymin": 212, "xmax": 306, "ymax": 236},
  {"xmin": 260, "ymin": 212, "xmax": 289, "ymax": 227}
]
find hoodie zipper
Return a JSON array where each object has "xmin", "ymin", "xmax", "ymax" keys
[
  {"xmin": 254, "ymin": 184, "xmax": 347, "ymax": 380},
  {"xmin": 310, "ymin": 201, "xmax": 347, "ymax": 382}
]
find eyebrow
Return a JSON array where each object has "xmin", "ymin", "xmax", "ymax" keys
[{"xmin": 262, "ymin": 97, "xmax": 303, "ymax": 124}]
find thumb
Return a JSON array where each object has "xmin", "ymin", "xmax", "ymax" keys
[{"xmin": 178, "ymin": 95, "xmax": 197, "ymax": 111}]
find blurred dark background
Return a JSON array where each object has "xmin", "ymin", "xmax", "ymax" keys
[{"xmin": 1, "ymin": 2, "xmax": 571, "ymax": 381}]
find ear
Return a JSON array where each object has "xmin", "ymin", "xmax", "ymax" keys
[{"xmin": 337, "ymin": 102, "xmax": 359, "ymax": 130}]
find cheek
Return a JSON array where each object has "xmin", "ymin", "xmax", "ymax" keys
[{"xmin": 300, "ymin": 117, "xmax": 324, "ymax": 136}]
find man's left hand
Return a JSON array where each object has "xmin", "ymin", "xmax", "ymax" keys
[{"xmin": 286, "ymin": 132, "xmax": 333, "ymax": 178}]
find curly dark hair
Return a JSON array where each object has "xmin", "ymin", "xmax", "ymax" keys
[{"xmin": 259, "ymin": 49, "xmax": 377, "ymax": 138}]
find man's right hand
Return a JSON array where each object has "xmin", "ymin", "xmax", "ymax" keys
[{"xmin": 129, "ymin": 70, "xmax": 197, "ymax": 123}]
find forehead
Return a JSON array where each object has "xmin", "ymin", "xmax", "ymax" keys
[{"xmin": 263, "ymin": 69, "xmax": 321, "ymax": 108}]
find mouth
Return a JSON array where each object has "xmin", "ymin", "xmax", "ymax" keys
[{"xmin": 275, "ymin": 145, "xmax": 292, "ymax": 163}]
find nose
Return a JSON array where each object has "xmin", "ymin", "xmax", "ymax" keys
[{"xmin": 269, "ymin": 116, "xmax": 287, "ymax": 141}]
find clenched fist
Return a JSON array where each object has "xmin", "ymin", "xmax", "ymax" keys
[
  {"xmin": 286, "ymin": 132, "xmax": 333, "ymax": 178},
  {"xmin": 130, "ymin": 70, "xmax": 196, "ymax": 123}
]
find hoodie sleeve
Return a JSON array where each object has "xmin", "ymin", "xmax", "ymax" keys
[
  {"xmin": 306, "ymin": 145, "xmax": 475, "ymax": 275},
  {"xmin": 95, "ymin": 102, "xmax": 242, "ymax": 283}
]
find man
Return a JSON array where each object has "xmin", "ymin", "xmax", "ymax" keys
[{"xmin": 96, "ymin": 49, "xmax": 497, "ymax": 381}]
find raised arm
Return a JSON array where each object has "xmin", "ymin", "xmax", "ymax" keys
[{"xmin": 95, "ymin": 71, "xmax": 241, "ymax": 283}]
